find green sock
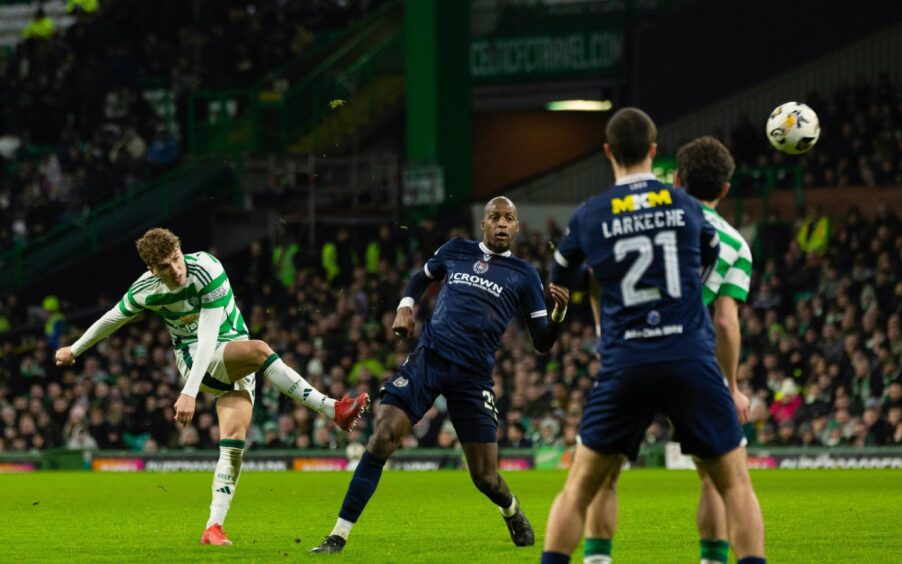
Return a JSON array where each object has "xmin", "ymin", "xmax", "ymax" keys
[
  {"xmin": 584, "ymin": 538, "xmax": 612, "ymax": 563},
  {"xmin": 700, "ymin": 539, "xmax": 729, "ymax": 564}
]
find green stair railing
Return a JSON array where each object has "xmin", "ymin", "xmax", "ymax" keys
[
  {"xmin": 0, "ymin": 164, "xmax": 238, "ymax": 292},
  {"xmin": 187, "ymin": 0, "xmax": 403, "ymax": 156}
]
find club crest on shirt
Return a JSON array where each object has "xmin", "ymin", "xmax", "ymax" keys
[
  {"xmin": 647, "ymin": 310, "xmax": 661, "ymax": 326},
  {"xmin": 473, "ymin": 259, "xmax": 490, "ymax": 274},
  {"xmin": 393, "ymin": 376, "xmax": 409, "ymax": 388}
]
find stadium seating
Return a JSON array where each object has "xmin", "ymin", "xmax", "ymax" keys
[
  {"xmin": 0, "ymin": 0, "xmax": 385, "ymax": 252},
  {"xmin": 1, "ymin": 203, "xmax": 899, "ymax": 454}
]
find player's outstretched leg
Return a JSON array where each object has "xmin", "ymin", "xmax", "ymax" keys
[
  {"xmin": 224, "ymin": 340, "xmax": 370, "ymax": 430},
  {"xmin": 695, "ymin": 462, "xmax": 729, "ymax": 564},
  {"xmin": 695, "ymin": 447, "xmax": 765, "ymax": 564},
  {"xmin": 310, "ymin": 404, "xmax": 411, "ymax": 554},
  {"xmin": 202, "ymin": 391, "xmax": 252, "ymax": 546},
  {"xmin": 462, "ymin": 442, "xmax": 534, "ymax": 546},
  {"xmin": 582, "ymin": 462, "xmax": 622, "ymax": 563}
]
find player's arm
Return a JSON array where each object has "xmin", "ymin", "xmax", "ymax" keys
[
  {"xmin": 174, "ymin": 254, "xmax": 230, "ymax": 425},
  {"xmin": 588, "ymin": 270, "xmax": 601, "ymax": 338},
  {"xmin": 713, "ymin": 295, "xmax": 749, "ymax": 422},
  {"xmin": 55, "ymin": 287, "xmax": 145, "ymax": 366},
  {"xmin": 550, "ymin": 207, "xmax": 586, "ymax": 288},
  {"xmin": 523, "ymin": 267, "xmax": 569, "ymax": 353},
  {"xmin": 699, "ymin": 211, "xmax": 720, "ymax": 282},
  {"xmin": 174, "ymin": 306, "xmax": 224, "ymax": 425},
  {"xmin": 392, "ymin": 240, "xmax": 452, "ymax": 337},
  {"xmin": 526, "ymin": 284, "xmax": 570, "ymax": 352}
]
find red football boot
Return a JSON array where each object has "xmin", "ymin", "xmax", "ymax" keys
[
  {"xmin": 334, "ymin": 393, "xmax": 371, "ymax": 431},
  {"xmin": 201, "ymin": 523, "xmax": 232, "ymax": 546}
]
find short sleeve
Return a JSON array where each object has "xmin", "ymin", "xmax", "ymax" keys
[
  {"xmin": 423, "ymin": 240, "xmax": 455, "ymax": 280},
  {"xmin": 190, "ymin": 252, "xmax": 232, "ymax": 309},
  {"xmin": 719, "ymin": 240, "xmax": 752, "ymax": 302}
]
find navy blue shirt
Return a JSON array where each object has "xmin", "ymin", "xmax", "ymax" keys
[
  {"xmin": 418, "ymin": 238, "xmax": 549, "ymax": 377},
  {"xmin": 552, "ymin": 174, "xmax": 720, "ymax": 371}
]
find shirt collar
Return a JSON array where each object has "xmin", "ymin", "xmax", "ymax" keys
[
  {"xmin": 479, "ymin": 241, "xmax": 512, "ymax": 258},
  {"xmin": 615, "ymin": 172, "xmax": 658, "ymax": 186}
]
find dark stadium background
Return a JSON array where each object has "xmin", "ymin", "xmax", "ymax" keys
[{"xmin": 1, "ymin": 0, "xmax": 901, "ymax": 471}]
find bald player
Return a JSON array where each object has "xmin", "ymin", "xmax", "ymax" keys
[{"xmin": 311, "ymin": 197, "xmax": 571, "ymax": 554}]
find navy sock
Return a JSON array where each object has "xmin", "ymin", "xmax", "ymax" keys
[
  {"xmin": 338, "ymin": 451, "xmax": 387, "ymax": 523},
  {"xmin": 737, "ymin": 558, "xmax": 766, "ymax": 564},
  {"xmin": 540, "ymin": 551, "xmax": 570, "ymax": 564}
]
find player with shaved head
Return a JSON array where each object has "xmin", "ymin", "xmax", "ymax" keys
[{"xmin": 311, "ymin": 197, "xmax": 570, "ymax": 554}]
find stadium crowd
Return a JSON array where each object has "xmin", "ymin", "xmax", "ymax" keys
[
  {"xmin": 0, "ymin": 0, "xmax": 384, "ymax": 251},
  {"xmin": 0, "ymin": 202, "xmax": 900, "ymax": 455}
]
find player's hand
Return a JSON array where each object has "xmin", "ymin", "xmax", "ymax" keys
[
  {"xmin": 732, "ymin": 389, "xmax": 750, "ymax": 423},
  {"xmin": 174, "ymin": 394, "xmax": 196, "ymax": 427},
  {"xmin": 549, "ymin": 283, "xmax": 570, "ymax": 322},
  {"xmin": 55, "ymin": 347, "xmax": 76, "ymax": 367},
  {"xmin": 393, "ymin": 307, "xmax": 415, "ymax": 338}
]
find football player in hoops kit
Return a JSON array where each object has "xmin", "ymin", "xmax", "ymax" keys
[{"xmin": 55, "ymin": 228, "xmax": 370, "ymax": 546}]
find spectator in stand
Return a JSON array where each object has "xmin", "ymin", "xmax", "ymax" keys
[
  {"xmin": 770, "ymin": 378, "xmax": 802, "ymax": 425},
  {"xmin": 500, "ymin": 422, "xmax": 533, "ymax": 449},
  {"xmin": 796, "ymin": 206, "xmax": 831, "ymax": 257},
  {"xmin": 22, "ymin": 8, "xmax": 55, "ymax": 41}
]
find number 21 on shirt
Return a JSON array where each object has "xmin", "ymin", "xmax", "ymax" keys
[{"xmin": 614, "ymin": 230, "xmax": 681, "ymax": 306}]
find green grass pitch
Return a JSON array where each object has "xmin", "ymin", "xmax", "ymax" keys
[{"xmin": 1, "ymin": 469, "xmax": 900, "ymax": 562}]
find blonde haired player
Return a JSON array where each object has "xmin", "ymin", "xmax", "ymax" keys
[{"xmin": 55, "ymin": 228, "xmax": 370, "ymax": 546}]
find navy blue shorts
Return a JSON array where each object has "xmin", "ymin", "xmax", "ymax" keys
[
  {"xmin": 579, "ymin": 359, "xmax": 744, "ymax": 461},
  {"xmin": 380, "ymin": 347, "xmax": 498, "ymax": 443}
]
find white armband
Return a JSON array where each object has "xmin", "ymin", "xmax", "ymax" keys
[{"xmin": 397, "ymin": 297, "xmax": 415, "ymax": 310}]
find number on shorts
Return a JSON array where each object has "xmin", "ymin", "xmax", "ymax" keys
[{"xmin": 482, "ymin": 390, "xmax": 498, "ymax": 422}]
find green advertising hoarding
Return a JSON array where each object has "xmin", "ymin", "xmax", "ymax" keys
[{"xmin": 471, "ymin": 30, "xmax": 624, "ymax": 81}]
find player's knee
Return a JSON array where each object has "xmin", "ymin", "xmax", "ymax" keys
[
  {"xmin": 470, "ymin": 472, "xmax": 499, "ymax": 495},
  {"xmin": 251, "ymin": 340, "xmax": 273, "ymax": 366},
  {"xmin": 368, "ymin": 425, "xmax": 401, "ymax": 458}
]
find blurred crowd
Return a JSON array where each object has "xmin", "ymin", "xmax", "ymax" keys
[
  {"xmin": 0, "ymin": 0, "xmax": 383, "ymax": 251},
  {"xmin": 729, "ymin": 73, "xmax": 902, "ymax": 191},
  {"xmin": 1, "ymin": 202, "xmax": 900, "ymax": 455}
]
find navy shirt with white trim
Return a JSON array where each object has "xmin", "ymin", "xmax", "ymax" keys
[
  {"xmin": 418, "ymin": 238, "xmax": 548, "ymax": 377},
  {"xmin": 552, "ymin": 173, "xmax": 720, "ymax": 372}
]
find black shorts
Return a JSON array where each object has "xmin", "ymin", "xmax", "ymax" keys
[
  {"xmin": 380, "ymin": 347, "xmax": 498, "ymax": 443},
  {"xmin": 579, "ymin": 359, "xmax": 744, "ymax": 461}
]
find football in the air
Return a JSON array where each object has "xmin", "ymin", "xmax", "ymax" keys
[{"xmin": 766, "ymin": 102, "xmax": 820, "ymax": 155}]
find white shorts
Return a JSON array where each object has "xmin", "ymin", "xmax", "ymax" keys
[{"xmin": 174, "ymin": 339, "xmax": 256, "ymax": 403}]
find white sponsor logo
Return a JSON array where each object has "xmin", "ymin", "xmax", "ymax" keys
[
  {"xmin": 201, "ymin": 285, "xmax": 228, "ymax": 304},
  {"xmin": 448, "ymin": 272, "xmax": 504, "ymax": 297},
  {"xmin": 623, "ymin": 324, "xmax": 683, "ymax": 340}
]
